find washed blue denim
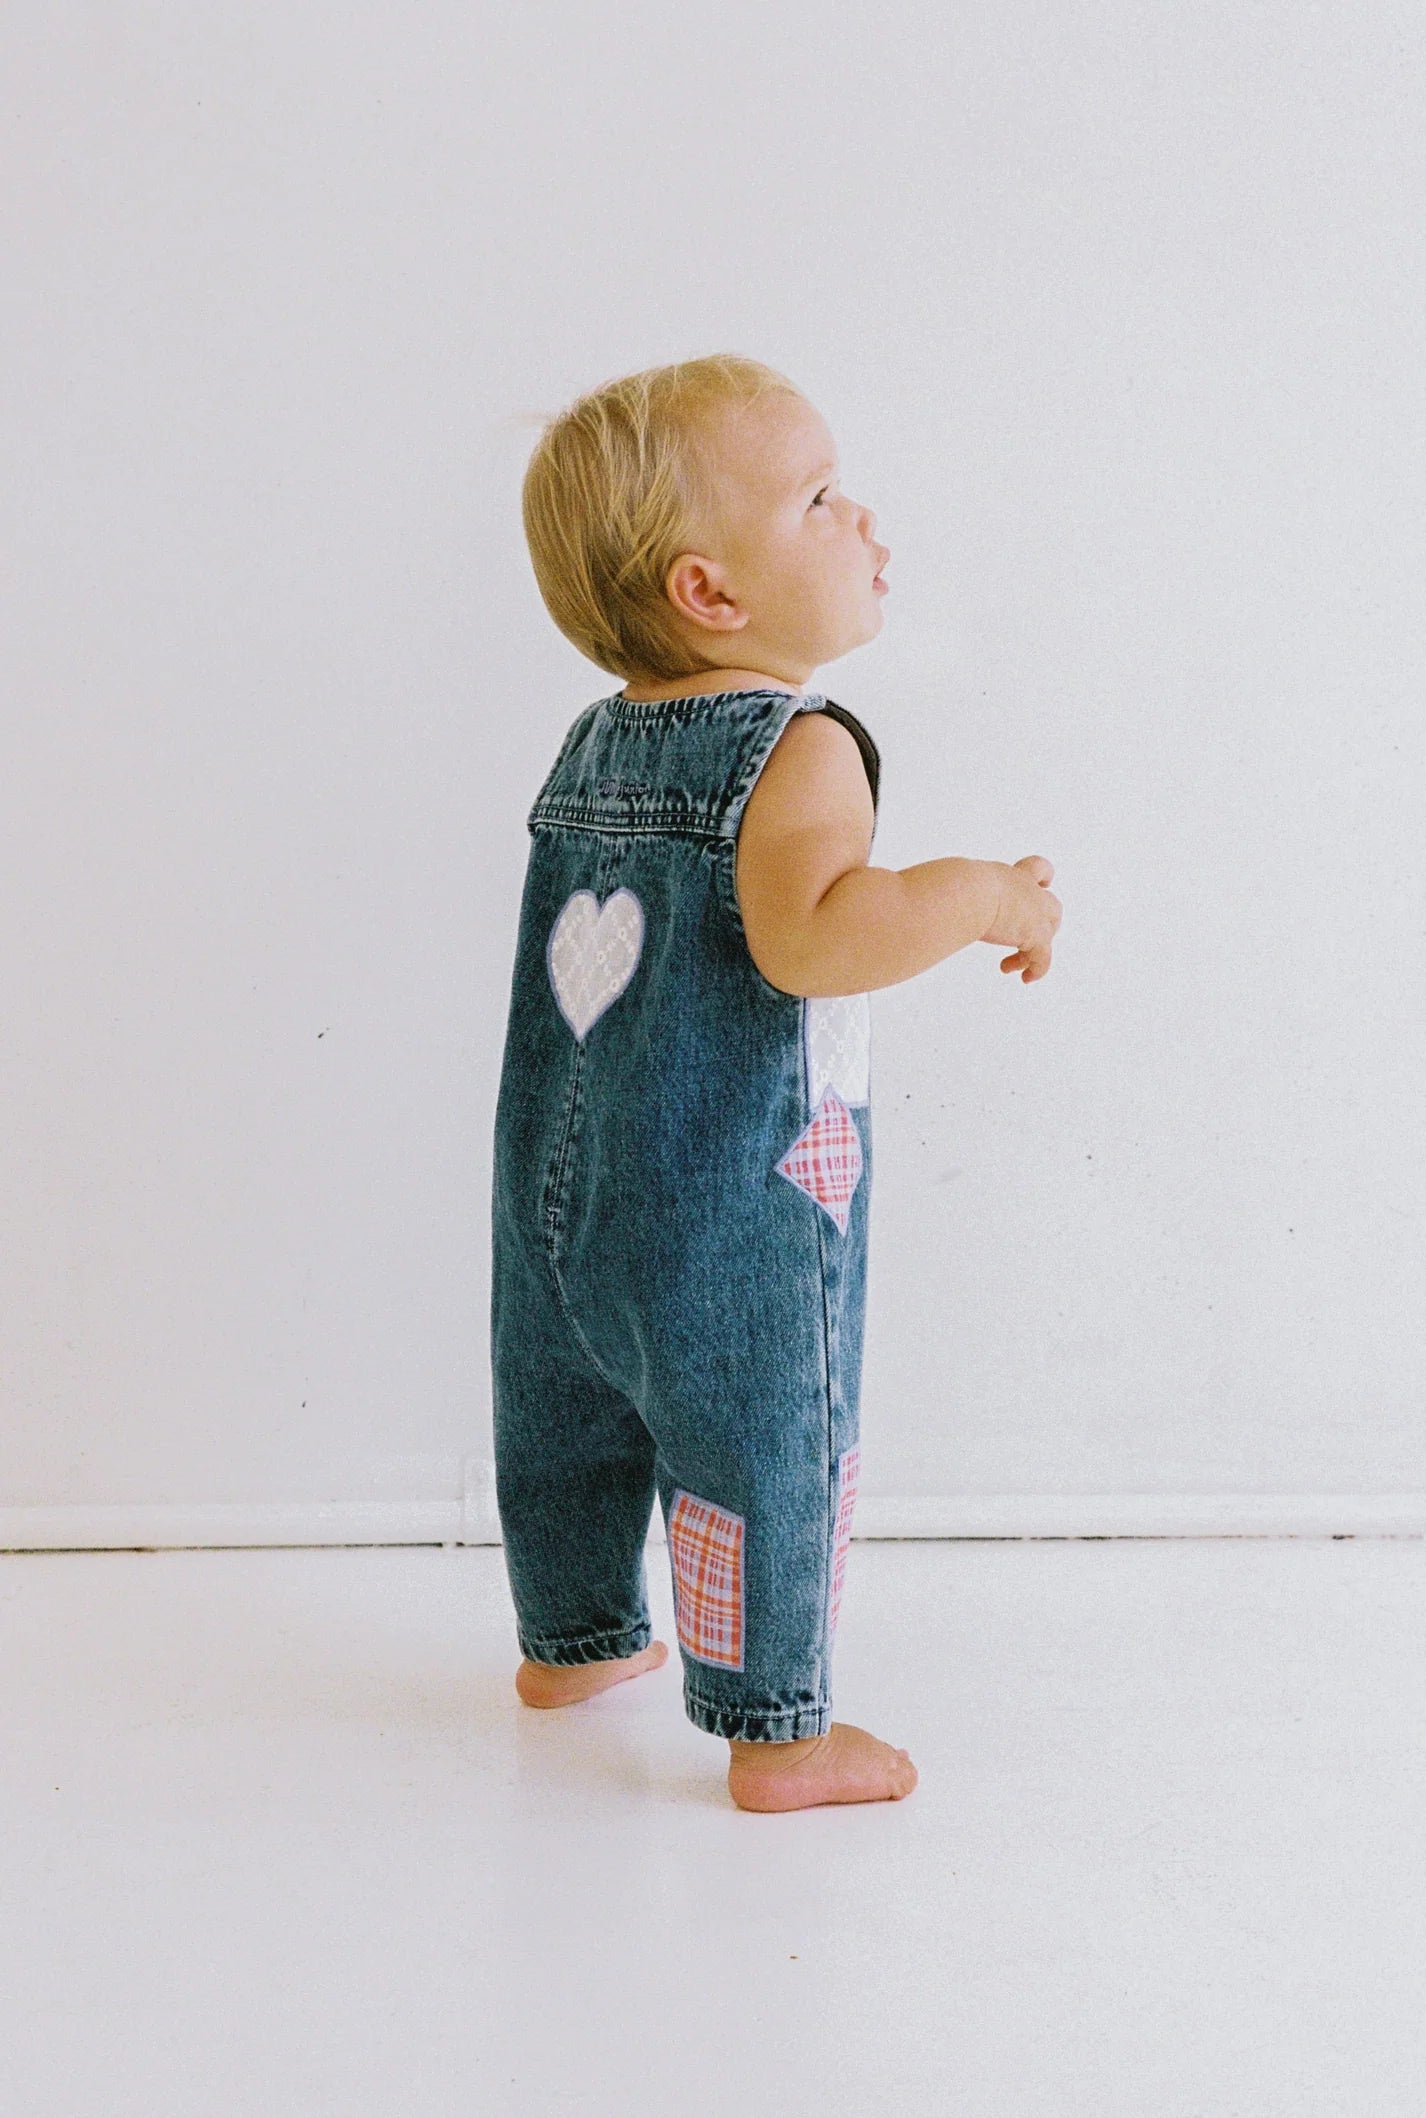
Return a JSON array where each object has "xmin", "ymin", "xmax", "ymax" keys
[{"xmin": 490, "ymin": 686, "xmax": 880, "ymax": 1742}]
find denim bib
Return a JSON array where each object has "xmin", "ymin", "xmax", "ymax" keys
[{"xmin": 490, "ymin": 686, "xmax": 879, "ymax": 1742}]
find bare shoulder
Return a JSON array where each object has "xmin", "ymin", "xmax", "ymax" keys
[{"xmin": 734, "ymin": 711, "xmax": 876, "ymax": 995}]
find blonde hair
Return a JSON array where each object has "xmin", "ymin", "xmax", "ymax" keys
[{"xmin": 520, "ymin": 353, "xmax": 805, "ymax": 683}]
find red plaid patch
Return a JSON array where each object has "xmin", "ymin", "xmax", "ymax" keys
[
  {"xmin": 829, "ymin": 1445, "xmax": 860, "ymax": 1636},
  {"xmin": 668, "ymin": 1489, "xmax": 745, "ymax": 1669},
  {"xmin": 775, "ymin": 1089, "xmax": 864, "ymax": 1234}
]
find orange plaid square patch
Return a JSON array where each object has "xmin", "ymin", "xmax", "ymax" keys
[{"xmin": 668, "ymin": 1488, "xmax": 746, "ymax": 1670}]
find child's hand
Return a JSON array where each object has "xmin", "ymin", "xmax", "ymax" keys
[{"xmin": 984, "ymin": 856, "xmax": 1062, "ymax": 983}]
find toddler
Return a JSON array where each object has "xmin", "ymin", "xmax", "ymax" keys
[{"xmin": 491, "ymin": 355, "xmax": 1061, "ymax": 1813}]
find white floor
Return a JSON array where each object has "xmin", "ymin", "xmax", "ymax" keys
[{"xmin": 2, "ymin": 1537, "xmax": 1422, "ymax": 2116}]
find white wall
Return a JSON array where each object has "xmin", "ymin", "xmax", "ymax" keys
[{"xmin": 3, "ymin": 3, "xmax": 1423, "ymax": 1548}]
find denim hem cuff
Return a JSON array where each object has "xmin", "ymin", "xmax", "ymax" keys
[
  {"xmin": 518, "ymin": 1619, "xmax": 653, "ymax": 1668},
  {"xmin": 682, "ymin": 1690, "xmax": 832, "ymax": 1742}
]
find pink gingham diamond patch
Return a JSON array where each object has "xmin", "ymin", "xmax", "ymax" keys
[
  {"xmin": 775, "ymin": 1089, "xmax": 864, "ymax": 1234},
  {"xmin": 668, "ymin": 1488, "xmax": 745, "ymax": 1670},
  {"xmin": 829, "ymin": 1445, "xmax": 860, "ymax": 1637}
]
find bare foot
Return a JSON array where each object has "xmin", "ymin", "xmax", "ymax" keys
[
  {"xmin": 726, "ymin": 1721, "xmax": 918, "ymax": 1812},
  {"xmin": 515, "ymin": 1640, "xmax": 669, "ymax": 1708}
]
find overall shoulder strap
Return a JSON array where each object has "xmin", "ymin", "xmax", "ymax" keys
[
  {"xmin": 808, "ymin": 699, "xmax": 880, "ymax": 812},
  {"xmin": 525, "ymin": 700, "xmax": 603, "ymax": 833}
]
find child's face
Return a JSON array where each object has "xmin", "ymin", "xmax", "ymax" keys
[{"xmin": 666, "ymin": 393, "xmax": 889, "ymax": 683}]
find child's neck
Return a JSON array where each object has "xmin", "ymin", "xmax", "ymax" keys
[{"xmin": 619, "ymin": 667, "xmax": 806, "ymax": 704}]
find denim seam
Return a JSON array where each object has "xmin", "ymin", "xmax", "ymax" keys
[
  {"xmin": 548, "ymin": 1250, "xmax": 624, "ymax": 1396},
  {"xmin": 538, "ymin": 839, "xmax": 633, "ymax": 1402},
  {"xmin": 539, "ymin": 1038, "xmax": 582, "ymax": 1255},
  {"xmin": 558, "ymin": 834, "xmax": 616, "ymax": 1206},
  {"xmin": 543, "ymin": 1092, "xmax": 626, "ymax": 1394},
  {"xmin": 600, "ymin": 686, "xmax": 818, "ymax": 722},
  {"xmin": 530, "ymin": 811, "xmax": 721, "ymax": 839},
  {"xmin": 682, "ymin": 1691, "xmax": 833, "ymax": 1738},
  {"xmin": 521, "ymin": 1620, "xmax": 652, "ymax": 1665},
  {"xmin": 812, "ymin": 1035, "xmax": 837, "ymax": 1691}
]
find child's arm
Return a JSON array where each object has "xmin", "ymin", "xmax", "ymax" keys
[{"xmin": 735, "ymin": 712, "xmax": 1054, "ymax": 998}]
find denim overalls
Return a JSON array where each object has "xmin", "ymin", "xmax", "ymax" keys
[{"xmin": 489, "ymin": 685, "xmax": 880, "ymax": 1742}]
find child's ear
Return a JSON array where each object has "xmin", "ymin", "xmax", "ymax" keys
[{"xmin": 664, "ymin": 555, "xmax": 747, "ymax": 633}]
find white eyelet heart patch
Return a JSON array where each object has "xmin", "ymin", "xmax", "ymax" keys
[{"xmin": 546, "ymin": 887, "xmax": 645, "ymax": 1041}]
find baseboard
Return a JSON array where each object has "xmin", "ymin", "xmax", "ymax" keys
[{"xmin": 2, "ymin": 1490, "xmax": 1424, "ymax": 1551}]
